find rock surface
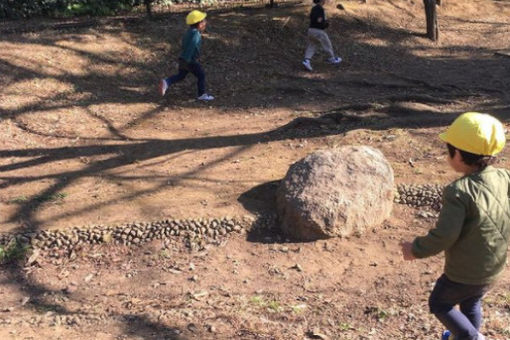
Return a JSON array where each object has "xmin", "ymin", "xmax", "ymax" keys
[{"xmin": 276, "ymin": 146, "xmax": 394, "ymax": 241}]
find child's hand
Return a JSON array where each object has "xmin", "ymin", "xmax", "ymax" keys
[{"xmin": 400, "ymin": 241, "xmax": 416, "ymax": 261}]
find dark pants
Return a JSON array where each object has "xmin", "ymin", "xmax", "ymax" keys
[
  {"xmin": 429, "ymin": 274, "xmax": 491, "ymax": 340},
  {"xmin": 165, "ymin": 59, "xmax": 205, "ymax": 96}
]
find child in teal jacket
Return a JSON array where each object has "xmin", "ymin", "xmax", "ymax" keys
[{"xmin": 159, "ymin": 10, "xmax": 214, "ymax": 101}]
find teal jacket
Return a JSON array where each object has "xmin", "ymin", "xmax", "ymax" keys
[
  {"xmin": 412, "ymin": 166, "xmax": 510, "ymax": 285},
  {"xmin": 179, "ymin": 28, "xmax": 201, "ymax": 63}
]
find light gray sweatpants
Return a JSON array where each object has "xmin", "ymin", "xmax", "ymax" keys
[{"xmin": 304, "ymin": 28, "xmax": 335, "ymax": 60}]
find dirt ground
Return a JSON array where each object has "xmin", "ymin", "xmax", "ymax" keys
[{"xmin": 0, "ymin": 0, "xmax": 510, "ymax": 339}]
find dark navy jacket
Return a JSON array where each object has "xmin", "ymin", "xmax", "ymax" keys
[{"xmin": 309, "ymin": 4, "xmax": 329, "ymax": 30}]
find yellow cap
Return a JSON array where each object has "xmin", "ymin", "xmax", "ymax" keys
[
  {"xmin": 439, "ymin": 112, "xmax": 506, "ymax": 156},
  {"xmin": 186, "ymin": 10, "xmax": 207, "ymax": 25}
]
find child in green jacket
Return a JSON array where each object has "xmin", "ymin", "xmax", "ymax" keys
[
  {"xmin": 401, "ymin": 112, "xmax": 510, "ymax": 340},
  {"xmin": 159, "ymin": 10, "xmax": 214, "ymax": 101}
]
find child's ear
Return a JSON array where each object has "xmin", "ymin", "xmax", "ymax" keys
[{"xmin": 454, "ymin": 149, "xmax": 465, "ymax": 163}]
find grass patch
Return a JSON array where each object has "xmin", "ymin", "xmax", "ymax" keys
[
  {"xmin": 0, "ymin": 239, "xmax": 31, "ymax": 264},
  {"xmin": 34, "ymin": 192, "xmax": 67, "ymax": 203},
  {"xmin": 248, "ymin": 296, "xmax": 283, "ymax": 313},
  {"xmin": 7, "ymin": 192, "xmax": 67, "ymax": 205},
  {"xmin": 364, "ymin": 306, "xmax": 389, "ymax": 322},
  {"xmin": 7, "ymin": 196, "xmax": 28, "ymax": 204},
  {"xmin": 159, "ymin": 249, "xmax": 171, "ymax": 259},
  {"xmin": 266, "ymin": 300, "xmax": 281, "ymax": 312},
  {"xmin": 338, "ymin": 322, "xmax": 355, "ymax": 332},
  {"xmin": 290, "ymin": 303, "xmax": 307, "ymax": 314},
  {"xmin": 249, "ymin": 296, "xmax": 264, "ymax": 305}
]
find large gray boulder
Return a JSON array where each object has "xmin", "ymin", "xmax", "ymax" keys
[{"xmin": 276, "ymin": 146, "xmax": 394, "ymax": 241}]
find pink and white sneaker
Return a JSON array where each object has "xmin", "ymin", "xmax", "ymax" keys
[{"xmin": 159, "ymin": 79, "xmax": 168, "ymax": 96}]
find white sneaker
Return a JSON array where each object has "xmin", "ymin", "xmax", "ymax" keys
[
  {"xmin": 328, "ymin": 57, "xmax": 342, "ymax": 64},
  {"xmin": 159, "ymin": 79, "xmax": 168, "ymax": 96},
  {"xmin": 302, "ymin": 59, "xmax": 313, "ymax": 71},
  {"xmin": 197, "ymin": 93, "xmax": 214, "ymax": 101}
]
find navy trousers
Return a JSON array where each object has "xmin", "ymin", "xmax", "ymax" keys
[
  {"xmin": 429, "ymin": 274, "xmax": 491, "ymax": 340},
  {"xmin": 165, "ymin": 60, "xmax": 205, "ymax": 96}
]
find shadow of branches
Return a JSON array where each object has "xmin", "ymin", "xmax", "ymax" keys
[{"xmin": 0, "ymin": 2, "xmax": 509, "ymax": 338}]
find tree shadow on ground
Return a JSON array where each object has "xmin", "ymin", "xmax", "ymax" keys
[
  {"xmin": 237, "ymin": 180, "xmax": 284, "ymax": 243},
  {"xmin": 1, "ymin": 102, "xmax": 482, "ymax": 232},
  {"xmin": 0, "ymin": 3, "xmax": 509, "ymax": 338},
  {"xmin": 1, "ymin": 0, "xmax": 507, "ymax": 228},
  {"xmin": 122, "ymin": 314, "xmax": 189, "ymax": 340},
  {"xmin": 1, "ymin": 3, "xmax": 509, "ymax": 123}
]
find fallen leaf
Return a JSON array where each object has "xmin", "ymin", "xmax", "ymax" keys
[{"xmin": 26, "ymin": 249, "xmax": 40, "ymax": 266}]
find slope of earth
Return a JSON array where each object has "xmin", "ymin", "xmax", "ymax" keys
[{"xmin": 0, "ymin": 0, "xmax": 509, "ymax": 339}]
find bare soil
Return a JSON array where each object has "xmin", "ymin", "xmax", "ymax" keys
[{"xmin": 0, "ymin": 0, "xmax": 509, "ymax": 339}]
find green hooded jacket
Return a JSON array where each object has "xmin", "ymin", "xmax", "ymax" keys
[{"xmin": 412, "ymin": 166, "xmax": 510, "ymax": 285}]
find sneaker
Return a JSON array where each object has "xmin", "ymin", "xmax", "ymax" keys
[
  {"xmin": 441, "ymin": 330, "xmax": 452, "ymax": 340},
  {"xmin": 328, "ymin": 56, "xmax": 342, "ymax": 64},
  {"xmin": 302, "ymin": 59, "xmax": 313, "ymax": 71},
  {"xmin": 197, "ymin": 93, "xmax": 214, "ymax": 101},
  {"xmin": 159, "ymin": 79, "xmax": 168, "ymax": 96}
]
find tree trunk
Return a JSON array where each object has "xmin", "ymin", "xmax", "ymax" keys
[
  {"xmin": 144, "ymin": 0, "xmax": 153, "ymax": 17},
  {"xmin": 423, "ymin": 0, "xmax": 438, "ymax": 41}
]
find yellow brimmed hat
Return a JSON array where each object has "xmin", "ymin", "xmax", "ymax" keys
[
  {"xmin": 186, "ymin": 10, "xmax": 207, "ymax": 25},
  {"xmin": 439, "ymin": 112, "xmax": 506, "ymax": 156}
]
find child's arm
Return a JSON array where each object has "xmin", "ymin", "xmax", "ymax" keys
[
  {"xmin": 181, "ymin": 30, "xmax": 201, "ymax": 63},
  {"xmin": 402, "ymin": 186, "xmax": 467, "ymax": 260},
  {"xmin": 311, "ymin": 6, "xmax": 329, "ymax": 29}
]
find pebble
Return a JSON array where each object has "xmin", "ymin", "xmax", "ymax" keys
[
  {"xmin": 291, "ymin": 264, "xmax": 303, "ymax": 272},
  {"xmin": 187, "ymin": 323, "xmax": 198, "ymax": 333},
  {"xmin": 20, "ymin": 297, "xmax": 30, "ymax": 306},
  {"xmin": 63, "ymin": 285, "xmax": 78, "ymax": 294},
  {"xmin": 308, "ymin": 328, "xmax": 329, "ymax": 340}
]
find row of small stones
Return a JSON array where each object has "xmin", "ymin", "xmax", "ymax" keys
[
  {"xmin": 0, "ymin": 184, "xmax": 443, "ymax": 251},
  {"xmin": 394, "ymin": 183, "xmax": 444, "ymax": 211},
  {"xmin": 0, "ymin": 217, "xmax": 250, "ymax": 253}
]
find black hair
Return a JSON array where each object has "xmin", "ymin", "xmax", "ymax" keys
[
  {"xmin": 446, "ymin": 143, "xmax": 496, "ymax": 170},
  {"xmin": 313, "ymin": 0, "xmax": 321, "ymax": 3},
  {"xmin": 190, "ymin": 22, "xmax": 200, "ymax": 28}
]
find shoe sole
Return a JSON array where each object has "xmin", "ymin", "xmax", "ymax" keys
[
  {"xmin": 159, "ymin": 80, "xmax": 167, "ymax": 96},
  {"xmin": 328, "ymin": 59, "xmax": 342, "ymax": 64}
]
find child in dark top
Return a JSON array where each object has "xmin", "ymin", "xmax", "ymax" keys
[
  {"xmin": 302, "ymin": 0, "xmax": 342, "ymax": 71},
  {"xmin": 159, "ymin": 10, "xmax": 214, "ymax": 101},
  {"xmin": 401, "ymin": 112, "xmax": 510, "ymax": 340}
]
